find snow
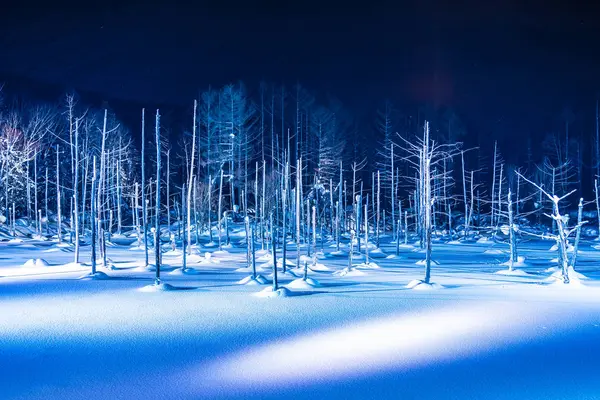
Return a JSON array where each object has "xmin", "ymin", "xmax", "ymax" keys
[
  {"xmin": 406, "ymin": 279, "xmax": 444, "ymax": 290},
  {"xmin": 23, "ymin": 258, "xmax": 49, "ymax": 267},
  {"xmin": 286, "ymin": 277, "xmax": 322, "ymax": 289},
  {"xmin": 254, "ymin": 286, "xmax": 292, "ymax": 298},
  {"xmin": 237, "ymin": 275, "xmax": 269, "ymax": 285},
  {"xmin": 79, "ymin": 271, "xmax": 111, "ymax": 280},
  {"xmin": 333, "ymin": 267, "xmax": 367, "ymax": 277},
  {"xmin": 139, "ymin": 282, "xmax": 177, "ymax": 292},
  {"xmin": 495, "ymin": 269, "xmax": 529, "ymax": 276},
  {"xmin": 1, "ymin": 226, "xmax": 600, "ymax": 399}
]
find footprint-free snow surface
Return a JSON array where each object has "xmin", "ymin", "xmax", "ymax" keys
[{"xmin": 2, "ymin": 231, "xmax": 600, "ymax": 399}]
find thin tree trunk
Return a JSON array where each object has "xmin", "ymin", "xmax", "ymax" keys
[
  {"xmin": 141, "ymin": 108, "xmax": 149, "ymax": 267},
  {"xmin": 56, "ymin": 145, "xmax": 62, "ymax": 243},
  {"xmin": 73, "ymin": 119, "xmax": 80, "ymax": 263},
  {"xmin": 154, "ymin": 109, "xmax": 162, "ymax": 283},
  {"xmin": 182, "ymin": 183, "xmax": 187, "ymax": 272},
  {"xmin": 271, "ymin": 213, "xmax": 278, "ymax": 291},
  {"xmin": 218, "ymin": 170, "xmax": 223, "ymax": 251},
  {"xmin": 91, "ymin": 157, "xmax": 97, "ymax": 274},
  {"xmin": 571, "ymin": 198, "xmax": 583, "ymax": 269}
]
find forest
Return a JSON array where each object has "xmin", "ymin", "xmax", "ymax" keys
[
  {"xmin": 0, "ymin": 81, "xmax": 597, "ymax": 290},
  {"xmin": 2, "ymin": 80, "xmax": 600, "ymax": 400}
]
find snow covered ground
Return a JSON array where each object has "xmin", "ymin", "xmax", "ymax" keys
[{"xmin": 1, "ymin": 228, "xmax": 600, "ymax": 399}]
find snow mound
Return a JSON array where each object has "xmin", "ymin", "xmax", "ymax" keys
[
  {"xmin": 254, "ymin": 286, "xmax": 292, "ymax": 298},
  {"xmin": 328, "ymin": 250, "xmax": 347, "ymax": 257},
  {"xmin": 386, "ymin": 254, "xmax": 398, "ymax": 259},
  {"xmin": 237, "ymin": 275, "xmax": 269, "ymax": 285},
  {"xmin": 309, "ymin": 263, "xmax": 330, "ymax": 271},
  {"xmin": 545, "ymin": 267, "xmax": 588, "ymax": 285},
  {"xmin": 368, "ymin": 248, "xmax": 387, "ymax": 258},
  {"xmin": 355, "ymin": 262, "xmax": 381, "ymax": 269},
  {"xmin": 286, "ymin": 278, "xmax": 321, "ymax": 289},
  {"xmin": 133, "ymin": 264, "xmax": 157, "ymax": 272},
  {"xmin": 168, "ymin": 267, "xmax": 197, "ymax": 275},
  {"xmin": 447, "ymin": 240, "xmax": 462, "ymax": 245},
  {"xmin": 139, "ymin": 282, "xmax": 177, "ymax": 292},
  {"xmin": 495, "ymin": 269, "xmax": 529, "ymax": 276},
  {"xmin": 500, "ymin": 256, "xmax": 528, "ymax": 268},
  {"xmin": 23, "ymin": 258, "xmax": 50, "ymax": 268},
  {"xmin": 79, "ymin": 271, "xmax": 111, "ymax": 280},
  {"xmin": 163, "ymin": 249, "xmax": 183, "ymax": 256},
  {"xmin": 234, "ymin": 266, "xmax": 266, "ymax": 273},
  {"xmin": 333, "ymin": 267, "xmax": 366, "ymax": 277},
  {"xmin": 477, "ymin": 236, "xmax": 492, "ymax": 243},
  {"xmin": 406, "ymin": 279, "xmax": 443, "ymax": 290},
  {"xmin": 484, "ymin": 249, "xmax": 506, "ymax": 255}
]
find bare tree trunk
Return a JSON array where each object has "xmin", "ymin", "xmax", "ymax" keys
[
  {"xmin": 355, "ymin": 194, "xmax": 361, "ymax": 252},
  {"xmin": 194, "ymin": 176, "xmax": 199, "ymax": 245},
  {"xmin": 261, "ymin": 159, "xmax": 266, "ymax": 249},
  {"xmin": 364, "ymin": 198, "xmax": 369, "ymax": 264},
  {"xmin": 491, "ymin": 141, "xmax": 497, "ymax": 228},
  {"xmin": 91, "ymin": 157, "xmax": 97, "ymax": 274},
  {"xmin": 45, "ymin": 167, "xmax": 49, "ymax": 234},
  {"xmin": 461, "ymin": 151, "xmax": 468, "ymax": 239},
  {"xmin": 596, "ymin": 179, "xmax": 600, "ymax": 240},
  {"xmin": 97, "ymin": 110, "xmax": 108, "ymax": 263},
  {"xmin": 296, "ymin": 159, "xmax": 302, "ymax": 269},
  {"xmin": 422, "ymin": 124, "xmax": 433, "ymax": 284},
  {"xmin": 73, "ymin": 119, "xmax": 80, "ymax": 263},
  {"xmin": 496, "ymin": 163, "xmax": 503, "ymax": 235},
  {"xmin": 218, "ymin": 169, "xmax": 224, "ymax": 251},
  {"xmin": 391, "ymin": 145, "xmax": 395, "ymax": 241},
  {"xmin": 376, "ymin": 170, "xmax": 381, "ymax": 247},
  {"xmin": 312, "ymin": 204, "xmax": 317, "ymax": 266},
  {"xmin": 270, "ymin": 213, "xmax": 278, "ymax": 291},
  {"xmin": 251, "ymin": 220, "xmax": 257, "ymax": 279},
  {"xmin": 182, "ymin": 183, "xmax": 187, "ymax": 271},
  {"xmin": 141, "ymin": 108, "xmax": 149, "ymax": 267},
  {"xmin": 154, "ymin": 109, "xmax": 162, "ymax": 284},
  {"xmin": 404, "ymin": 210, "xmax": 408, "ymax": 246},
  {"xmin": 135, "ymin": 182, "xmax": 141, "ymax": 246},
  {"xmin": 508, "ymin": 189, "xmax": 518, "ymax": 270},
  {"xmin": 306, "ymin": 199, "xmax": 311, "ymax": 257},
  {"xmin": 282, "ymin": 188, "xmax": 288, "ymax": 273},
  {"xmin": 571, "ymin": 198, "xmax": 583, "ymax": 269},
  {"xmin": 165, "ymin": 150, "xmax": 170, "ymax": 236},
  {"xmin": 187, "ymin": 100, "xmax": 197, "ymax": 254},
  {"xmin": 33, "ymin": 156, "xmax": 38, "ymax": 234},
  {"xmin": 56, "ymin": 145, "xmax": 62, "ymax": 243}
]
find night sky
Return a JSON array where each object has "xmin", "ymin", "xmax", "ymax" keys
[{"xmin": 2, "ymin": 0, "xmax": 600, "ymax": 141}]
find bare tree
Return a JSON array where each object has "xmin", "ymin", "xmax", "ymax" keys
[{"xmin": 400, "ymin": 121, "xmax": 461, "ymax": 287}]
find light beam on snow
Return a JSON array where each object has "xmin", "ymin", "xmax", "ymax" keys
[{"xmin": 193, "ymin": 302, "xmax": 550, "ymax": 392}]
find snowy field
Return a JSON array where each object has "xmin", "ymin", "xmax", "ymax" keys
[{"xmin": 2, "ymin": 225, "xmax": 600, "ymax": 399}]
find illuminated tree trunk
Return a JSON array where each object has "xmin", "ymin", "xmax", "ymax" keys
[
  {"xmin": 56, "ymin": 145, "xmax": 62, "ymax": 243},
  {"xmin": 154, "ymin": 109, "xmax": 162, "ymax": 283},
  {"xmin": 73, "ymin": 120, "xmax": 80, "ymax": 263}
]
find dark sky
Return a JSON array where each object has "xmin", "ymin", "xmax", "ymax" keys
[{"xmin": 2, "ymin": 0, "xmax": 600, "ymax": 137}]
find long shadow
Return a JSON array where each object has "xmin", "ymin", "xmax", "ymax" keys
[
  {"xmin": 285, "ymin": 289, "xmax": 327, "ymax": 297},
  {"xmin": 319, "ymin": 281, "xmax": 361, "ymax": 288}
]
